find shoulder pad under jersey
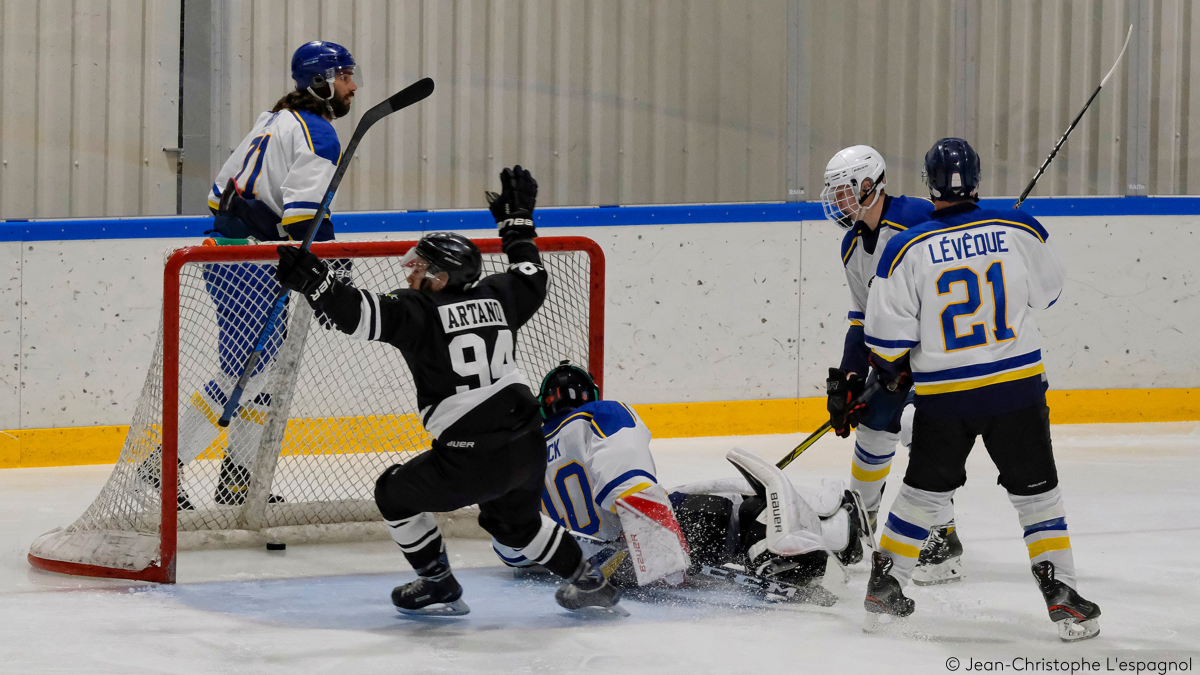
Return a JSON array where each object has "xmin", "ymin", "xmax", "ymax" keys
[{"xmin": 290, "ymin": 110, "xmax": 341, "ymax": 164}]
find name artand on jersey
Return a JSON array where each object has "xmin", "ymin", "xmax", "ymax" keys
[{"xmin": 439, "ymin": 299, "xmax": 508, "ymax": 333}]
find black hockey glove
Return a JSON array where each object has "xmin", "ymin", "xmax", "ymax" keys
[
  {"xmin": 277, "ymin": 245, "xmax": 335, "ymax": 307},
  {"xmin": 827, "ymin": 368, "xmax": 867, "ymax": 438},
  {"xmin": 486, "ymin": 165, "xmax": 538, "ymax": 248},
  {"xmin": 313, "ymin": 259, "xmax": 352, "ymax": 329}
]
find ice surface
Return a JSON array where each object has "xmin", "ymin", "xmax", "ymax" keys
[{"xmin": 3, "ymin": 423, "xmax": 1199, "ymax": 673}]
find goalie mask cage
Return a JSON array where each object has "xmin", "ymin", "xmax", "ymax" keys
[{"xmin": 28, "ymin": 236, "xmax": 604, "ymax": 583}]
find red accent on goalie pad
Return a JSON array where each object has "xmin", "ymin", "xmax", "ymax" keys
[{"xmin": 620, "ymin": 492, "xmax": 690, "ymax": 555}]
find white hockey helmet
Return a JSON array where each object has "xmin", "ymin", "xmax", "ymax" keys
[{"xmin": 820, "ymin": 145, "xmax": 887, "ymax": 230}]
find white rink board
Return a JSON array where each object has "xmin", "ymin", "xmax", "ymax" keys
[
  {"xmin": 10, "ymin": 215, "xmax": 1200, "ymax": 429},
  {"xmin": 0, "ymin": 241, "xmax": 20, "ymax": 430}
]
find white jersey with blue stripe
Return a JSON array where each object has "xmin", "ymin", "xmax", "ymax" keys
[
  {"xmin": 865, "ymin": 203, "xmax": 1064, "ymax": 416},
  {"xmin": 207, "ymin": 109, "xmax": 340, "ymax": 236},
  {"xmin": 539, "ymin": 400, "xmax": 657, "ymax": 542},
  {"xmin": 840, "ymin": 195, "xmax": 935, "ymax": 328}
]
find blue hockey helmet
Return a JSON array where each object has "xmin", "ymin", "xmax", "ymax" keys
[
  {"xmin": 291, "ymin": 41, "xmax": 357, "ymax": 92},
  {"xmin": 922, "ymin": 137, "xmax": 981, "ymax": 202},
  {"xmin": 538, "ymin": 360, "xmax": 599, "ymax": 418}
]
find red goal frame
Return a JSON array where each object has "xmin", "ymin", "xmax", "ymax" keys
[{"xmin": 28, "ymin": 236, "xmax": 605, "ymax": 583}]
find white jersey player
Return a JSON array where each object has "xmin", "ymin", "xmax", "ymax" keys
[
  {"xmin": 494, "ymin": 362, "xmax": 873, "ymax": 604},
  {"xmin": 862, "ymin": 138, "xmax": 1100, "ymax": 642},
  {"xmin": 820, "ymin": 145, "xmax": 963, "ymax": 584},
  {"xmin": 139, "ymin": 41, "xmax": 358, "ymax": 510}
]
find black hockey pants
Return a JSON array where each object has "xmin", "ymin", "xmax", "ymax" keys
[{"xmin": 375, "ymin": 415, "xmax": 556, "ymax": 566}]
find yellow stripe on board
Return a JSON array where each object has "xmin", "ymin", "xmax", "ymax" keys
[{"xmin": 2, "ymin": 388, "xmax": 1198, "ymax": 469}]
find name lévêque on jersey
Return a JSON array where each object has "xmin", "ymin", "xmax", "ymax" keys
[
  {"xmin": 928, "ymin": 229, "xmax": 1009, "ymax": 264},
  {"xmin": 439, "ymin": 298, "xmax": 508, "ymax": 334}
]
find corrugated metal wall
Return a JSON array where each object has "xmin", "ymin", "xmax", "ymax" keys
[
  {"xmin": 0, "ymin": 1, "xmax": 180, "ymax": 220},
  {"xmin": 203, "ymin": 0, "xmax": 790, "ymax": 213},
  {"xmin": 3, "ymin": 1, "xmax": 1200, "ymax": 219}
]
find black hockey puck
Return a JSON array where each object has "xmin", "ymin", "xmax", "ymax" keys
[{"xmin": 266, "ymin": 541, "xmax": 286, "ymax": 551}]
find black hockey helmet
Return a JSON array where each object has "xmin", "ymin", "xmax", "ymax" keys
[
  {"xmin": 538, "ymin": 360, "xmax": 599, "ymax": 418},
  {"xmin": 922, "ymin": 137, "xmax": 981, "ymax": 202},
  {"xmin": 408, "ymin": 232, "xmax": 482, "ymax": 292}
]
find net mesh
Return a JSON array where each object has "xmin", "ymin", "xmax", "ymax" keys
[{"xmin": 29, "ymin": 240, "xmax": 596, "ymax": 575}]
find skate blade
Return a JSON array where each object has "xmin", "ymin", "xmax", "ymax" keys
[
  {"xmin": 569, "ymin": 604, "xmax": 630, "ymax": 619},
  {"xmin": 911, "ymin": 557, "xmax": 964, "ymax": 586},
  {"xmin": 1057, "ymin": 618, "xmax": 1100, "ymax": 643},
  {"xmin": 396, "ymin": 599, "xmax": 471, "ymax": 617}
]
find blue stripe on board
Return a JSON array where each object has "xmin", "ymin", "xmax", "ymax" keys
[{"xmin": 5, "ymin": 196, "xmax": 1200, "ymax": 242}]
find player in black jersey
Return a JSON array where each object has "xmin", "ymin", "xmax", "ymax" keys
[{"xmin": 275, "ymin": 166, "xmax": 622, "ymax": 617}]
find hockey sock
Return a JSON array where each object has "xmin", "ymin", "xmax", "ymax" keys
[
  {"xmin": 1010, "ymin": 487, "xmax": 1076, "ymax": 589},
  {"xmin": 386, "ymin": 512, "xmax": 446, "ymax": 572},
  {"xmin": 850, "ymin": 426, "xmax": 899, "ymax": 513},
  {"xmin": 877, "ymin": 484, "xmax": 955, "ymax": 586},
  {"xmin": 513, "ymin": 514, "xmax": 583, "ymax": 579}
]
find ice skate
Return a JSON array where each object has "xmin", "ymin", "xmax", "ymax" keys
[
  {"xmin": 912, "ymin": 520, "xmax": 964, "ymax": 586},
  {"xmin": 213, "ymin": 457, "xmax": 284, "ymax": 506},
  {"xmin": 555, "ymin": 558, "xmax": 627, "ymax": 617},
  {"xmin": 137, "ymin": 448, "xmax": 194, "ymax": 511},
  {"xmin": 392, "ymin": 566, "xmax": 470, "ymax": 617},
  {"xmin": 1032, "ymin": 561, "xmax": 1101, "ymax": 642},
  {"xmin": 835, "ymin": 489, "xmax": 874, "ymax": 566},
  {"xmin": 863, "ymin": 551, "xmax": 914, "ymax": 632}
]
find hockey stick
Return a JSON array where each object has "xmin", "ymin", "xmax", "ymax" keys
[
  {"xmin": 698, "ymin": 564, "xmax": 837, "ymax": 606},
  {"xmin": 217, "ymin": 78, "xmax": 436, "ymax": 426},
  {"xmin": 1014, "ymin": 25, "xmax": 1132, "ymax": 209},
  {"xmin": 775, "ymin": 380, "xmax": 882, "ymax": 470}
]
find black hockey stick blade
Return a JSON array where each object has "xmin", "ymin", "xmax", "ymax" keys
[
  {"xmin": 216, "ymin": 79, "xmax": 435, "ymax": 427},
  {"xmin": 775, "ymin": 380, "xmax": 882, "ymax": 470},
  {"xmin": 1014, "ymin": 25, "xmax": 1131, "ymax": 209},
  {"xmin": 297, "ymin": 77, "xmax": 435, "ymax": 251}
]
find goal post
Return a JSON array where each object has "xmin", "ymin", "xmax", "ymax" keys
[{"xmin": 28, "ymin": 236, "xmax": 604, "ymax": 584}]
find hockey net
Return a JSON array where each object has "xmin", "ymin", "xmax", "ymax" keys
[{"xmin": 28, "ymin": 236, "xmax": 604, "ymax": 583}]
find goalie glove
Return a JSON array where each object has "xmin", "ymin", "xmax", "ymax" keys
[
  {"xmin": 276, "ymin": 245, "xmax": 335, "ymax": 307},
  {"xmin": 826, "ymin": 368, "xmax": 867, "ymax": 438},
  {"xmin": 485, "ymin": 165, "xmax": 538, "ymax": 250}
]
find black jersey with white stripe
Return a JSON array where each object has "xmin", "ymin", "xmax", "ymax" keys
[{"xmin": 317, "ymin": 240, "xmax": 548, "ymax": 438}]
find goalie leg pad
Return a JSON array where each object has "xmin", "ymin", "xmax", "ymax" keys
[
  {"xmin": 615, "ymin": 484, "xmax": 690, "ymax": 586},
  {"xmin": 726, "ymin": 447, "xmax": 825, "ymax": 558}
]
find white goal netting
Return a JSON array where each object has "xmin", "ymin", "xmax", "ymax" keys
[{"xmin": 29, "ymin": 237, "xmax": 601, "ymax": 582}]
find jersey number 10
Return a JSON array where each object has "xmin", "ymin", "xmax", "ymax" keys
[{"xmin": 938, "ymin": 261, "xmax": 1017, "ymax": 351}]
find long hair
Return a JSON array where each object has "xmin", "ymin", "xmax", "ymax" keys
[{"xmin": 271, "ymin": 89, "xmax": 329, "ymax": 117}]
